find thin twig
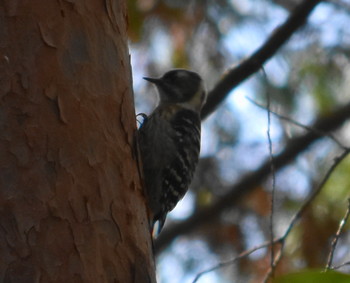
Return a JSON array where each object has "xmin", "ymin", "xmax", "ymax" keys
[
  {"xmin": 263, "ymin": 247, "xmax": 284, "ymax": 283},
  {"xmin": 155, "ymin": 103, "xmax": 350, "ymax": 255},
  {"xmin": 192, "ymin": 149, "xmax": 350, "ymax": 282},
  {"xmin": 326, "ymin": 198, "xmax": 350, "ymax": 270},
  {"xmin": 246, "ymin": 97, "xmax": 347, "ymax": 149},
  {"xmin": 253, "ymin": 104, "xmax": 350, "ymax": 277},
  {"xmin": 201, "ymin": 0, "xmax": 322, "ymax": 119},
  {"xmin": 266, "ymin": 89, "xmax": 277, "ymax": 276},
  {"xmin": 333, "ymin": 261, "xmax": 350, "ymax": 270},
  {"xmin": 263, "ymin": 149, "xmax": 350, "ymax": 282},
  {"xmin": 282, "ymin": 148, "xmax": 350, "ymax": 239},
  {"xmin": 192, "ymin": 238, "xmax": 283, "ymax": 283}
]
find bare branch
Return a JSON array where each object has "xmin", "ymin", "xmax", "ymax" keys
[
  {"xmin": 155, "ymin": 102, "xmax": 350, "ymax": 255},
  {"xmin": 282, "ymin": 148, "xmax": 350, "ymax": 241},
  {"xmin": 333, "ymin": 261, "xmax": 350, "ymax": 270},
  {"xmin": 192, "ymin": 238, "xmax": 283, "ymax": 283},
  {"xmin": 201, "ymin": 0, "xmax": 322, "ymax": 119},
  {"xmin": 326, "ymin": 198, "xmax": 350, "ymax": 270},
  {"xmin": 191, "ymin": 148, "xmax": 350, "ymax": 282},
  {"xmin": 263, "ymin": 248, "xmax": 284, "ymax": 283},
  {"xmin": 246, "ymin": 97, "xmax": 347, "ymax": 149},
  {"xmin": 266, "ymin": 89, "xmax": 277, "ymax": 277}
]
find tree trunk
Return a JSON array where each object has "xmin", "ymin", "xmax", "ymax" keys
[{"xmin": 0, "ymin": 1, "xmax": 155, "ymax": 282}]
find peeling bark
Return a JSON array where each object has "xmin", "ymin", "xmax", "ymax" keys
[{"xmin": 0, "ymin": 1, "xmax": 155, "ymax": 282}]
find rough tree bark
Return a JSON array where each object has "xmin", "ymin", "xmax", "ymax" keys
[{"xmin": 0, "ymin": 1, "xmax": 155, "ymax": 282}]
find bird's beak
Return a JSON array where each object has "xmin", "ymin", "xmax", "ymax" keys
[{"xmin": 143, "ymin": 77, "xmax": 162, "ymax": 85}]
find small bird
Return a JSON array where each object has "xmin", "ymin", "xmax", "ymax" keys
[{"xmin": 138, "ymin": 69, "xmax": 206, "ymax": 234}]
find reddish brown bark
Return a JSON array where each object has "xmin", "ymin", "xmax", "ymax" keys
[{"xmin": 0, "ymin": 1, "xmax": 155, "ymax": 282}]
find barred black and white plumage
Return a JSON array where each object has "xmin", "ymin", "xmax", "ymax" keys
[{"xmin": 138, "ymin": 69, "xmax": 206, "ymax": 234}]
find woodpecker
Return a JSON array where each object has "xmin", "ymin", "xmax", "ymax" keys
[{"xmin": 138, "ymin": 69, "xmax": 206, "ymax": 234}]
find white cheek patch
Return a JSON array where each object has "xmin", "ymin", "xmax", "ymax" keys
[{"xmin": 176, "ymin": 71, "xmax": 189, "ymax": 79}]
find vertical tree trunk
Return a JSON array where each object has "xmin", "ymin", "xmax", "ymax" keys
[{"xmin": 0, "ymin": 1, "xmax": 155, "ymax": 282}]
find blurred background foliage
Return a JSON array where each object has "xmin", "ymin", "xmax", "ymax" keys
[{"xmin": 128, "ymin": 0, "xmax": 350, "ymax": 282}]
